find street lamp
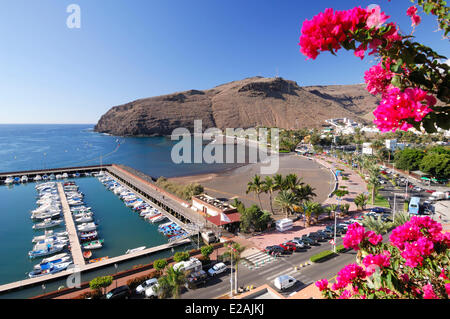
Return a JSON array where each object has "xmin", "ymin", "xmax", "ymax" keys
[
  {"xmin": 114, "ymin": 263, "xmax": 118, "ymax": 288},
  {"xmin": 333, "ymin": 197, "xmax": 341, "ymax": 253}
]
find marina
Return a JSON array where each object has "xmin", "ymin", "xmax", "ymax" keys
[{"xmin": 0, "ymin": 164, "xmax": 199, "ymax": 295}]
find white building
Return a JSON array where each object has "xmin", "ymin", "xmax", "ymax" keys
[
  {"xmin": 385, "ymin": 139, "xmax": 406, "ymax": 151},
  {"xmin": 362, "ymin": 142, "xmax": 373, "ymax": 155}
]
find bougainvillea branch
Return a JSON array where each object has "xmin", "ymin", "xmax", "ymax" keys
[{"xmin": 298, "ymin": 1, "xmax": 450, "ymax": 133}]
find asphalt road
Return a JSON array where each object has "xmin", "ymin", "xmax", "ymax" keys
[{"xmin": 180, "ymin": 235, "xmax": 350, "ymax": 299}]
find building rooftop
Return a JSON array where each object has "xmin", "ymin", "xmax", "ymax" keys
[{"xmin": 193, "ymin": 194, "xmax": 236, "ymax": 212}]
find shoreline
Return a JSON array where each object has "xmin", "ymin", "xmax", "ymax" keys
[{"xmin": 167, "ymin": 153, "xmax": 334, "ymax": 214}]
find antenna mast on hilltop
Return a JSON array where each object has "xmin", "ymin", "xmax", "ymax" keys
[{"xmin": 275, "ymin": 67, "xmax": 279, "ymax": 79}]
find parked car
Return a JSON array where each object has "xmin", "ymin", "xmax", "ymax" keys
[
  {"xmin": 370, "ymin": 207, "xmax": 388, "ymax": 213},
  {"xmin": 135, "ymin": 278, "xmax": 158, "ymax": 295},
  {"xmin": 285, "ymin": 240, "xmax": 305, "ymax": 250},
  {"xmin": 185, "ymin": 270, "xmax": 209, "ymax": 289},
  {"xmin": 207, "ymin": 262, "xmax": 227, "ymax": 277},
  {"xmin": 425, "ymin": 189, "xmax": 436, "ymax": 194},
  {"xmin": 105, "ymin": 285, "xmax": 131, "ymax": 299},
  {"xmin": 274, "ymin": 275, "xmax": 297, "ymax": 291},
  {"xmin": 145, "ymin": 283, "xmax": 159, "ymax": 299},
  {"xmin": 300, "ymin": 235, "xmax": 318, "ymax": 245},
  {"xmin": 280, "ymin": 242, "xmax": 302, "ymax": 252},
  {"xmin": 291, "ymin": 238, "xmax": 310, "ymax": 248},
  {"xmin": 309, "ymin": 232, "xmax": 327, "ymax": 241},
  {"xmin": 264, "ymin": 245, "xmax": 287, "ymax": 256}
]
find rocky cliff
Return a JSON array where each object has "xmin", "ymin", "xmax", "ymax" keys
[{"xmin": 95, "ymin": 77, "xmax": 379, "ymax": 136}]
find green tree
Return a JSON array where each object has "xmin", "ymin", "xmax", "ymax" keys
[
  {"xmin": 153, "ymin": 259, "xmax": 168, "ymax": 275},
  {"xmin": 354, "ymin": 193, "xmax": 369, "ymax": 211},
  {"xmin": 394, "ymin": 148, "xmax": 425, "ymax": 172},
  {"xmin": 420, "ymin": 152, "xmax": 450, "ymax": 179},
  {"xmin": 274, "ymin": 190, "xmax": 297, "ymax": 218},
  {"xmin": 89, "ymin": 276, "xmax": 113, "ymax": 295},
  {"xmin": 155, "ymin": 266, "xmax": 186, "ymax": 299},
  {"xmin": 173, "ymin": 251, "xmax": 190, "ymax": 263},
  {"xmin": 246, "ymin": 175, "xmax": 264, "ymax": 208},
  {"xmin": 262, "ymin": 176, "xmax": 276, "ymax": 214},
  {"xmin": 200, "ymin": 245, "xmax": 214, "ymax": 261}
]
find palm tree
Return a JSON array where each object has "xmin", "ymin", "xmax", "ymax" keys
[
  {"xmin": 273, "ymin": 173, "xmax": 285, "ymax": 191},
  {"xmin": 274, "ymin": 190, "xmax": 296, "ymax": 218},
  {"xmin": 246, "ymin": 175, "xmax": 264, "ymax": 208},
  {"xmin": 368, "ymin": 174, "xmax": 381, "ymax": 205},
  {"xmin": 284, "ymin": 173, "xmax": 304, "ymax": 193},
  {"xmin": 294, "ymin": 184, "xmax": 317, "ymax": 204},
  {"xmin": 155, "ymin": 266, "xmax": 185, "ymax": 299},
  {"xmin": 328, "ymin": 203, "xmax": 338, "ymax": 220},
  {"xmin": 361, "ymin": 215, "xmax": 390, "ymax": 234},
  {"xmin": 354, "ymin": 193, "xmax": 369, "ymax": 211},
  {"xmin": 262, "ymin": 176, "xmax": 276, "ymax": 214},
  {"xmin": 222, "ymin": 242, "xmax": 245, "ymax": 294},
  {"xmin": 303, "ymin": 201, "xmax": 319, "ymax": 226}
]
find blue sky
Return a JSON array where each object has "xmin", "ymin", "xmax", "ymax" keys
[{"xmin": 0, "ymin": 0, "xmax": 448, "ymax": 124}]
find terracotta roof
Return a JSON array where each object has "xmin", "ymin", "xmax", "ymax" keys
[{"xmin": 206, "ymin": 211, "xmax": 241, "ymax": 226}]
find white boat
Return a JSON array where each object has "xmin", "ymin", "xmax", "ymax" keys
[
  {"xmin": 73, "ymin": 211, "xmax": 93, "ymax": 219},
  {"xmin": 62, "ymin": 173, "xmax": 69, "ymax": 179},
  {"xmin": 77, "ymin": 222, "xmax": 97, "ymax": 232},
  {"xmin": 33, "ymin": 256, "xmax": 72, "ymax": 270},
  {"xmin": 28, "ymin": 243, "xmax": 66, "ymax": 258},
  {"xmin": 82, "ymin": 239, "xmax": 104, "ymax": 250},
  {"xmin": 32, "ymin": 218, "xmax": 63, "ymax": 230},
  {"xmin": 49, "ymin": 174, "xmax": 56, "ymax": 180},
  {"xmin": 41, "ymin": 253, "xmax": 70, "ymax": 263},
  {"xmin": 4, "ymin": 176, "xmax": 14, "ymax": 185},
  {"xmin": 34, "ymin": 236, "xmax": 69, "ymax": 246},
  {"xmin": 75, "ymin": 215, "xmax": 93, "ymax": 223},
  {"xmin": 31, "ymin": 211, "xmax": 61, "ymax": 220},
  {"xmin": 28, "ymin": 261, "xmax": 73, "ymax": 278},
  {"xmin": 34, "ymin": 175, "xmax": 42, "ymax": 181},
  {"xmin": 125, "ymin": 246, "xmax": 146, "ymax": 254},
  {"xmin": 55, "ymin": 174, "xmax": 63, "ymax": 179},
  {"xmin": 32, "ymin": 231, "xmax": 68, "ymax": 243},
  {"xmin": 21, "ymin": 176, "xmax": 29, "ymax": 183},
  {"xmin": 150, "ymin": 215, "xmax": 167, "ymax": 223}
]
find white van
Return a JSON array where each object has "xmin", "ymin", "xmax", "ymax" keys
[
  {"xmin": 173, "ymin": 257, "xmax": 202, "ymax": 275},
  {"xmin": 276, "ymin": 218, "xmax": 293, "ymax": 232},
  {"xmin": 273, "ymin": 275, "xmax": 297, "ymax": 291}
]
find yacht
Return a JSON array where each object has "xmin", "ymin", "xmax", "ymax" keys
[
  {"xmin": 32, "ymin": 218, "xmax": 63, "ymax": 230},
  {"xmin": 32, "ymin": 231, "xmax": 68, "ymax": 243},
  {"xmin": 75, "ymin": 214, "xmax": 93, "ymax": 223},
  {"xmin": 82, "ymin": 239, "xmax": 104, "ymax": 250},
  {"xmin": 125, "ymin": 246, "xmax": 146, "ymax": 254},
  {"xmin": 28, "ymin": 243, "xmax": 66, "ymax": 258},
  {"xmin": 34, "ymin": 175, "xmax": 42, "ymax": 181},
  {"xmin": 4, "ymin": 176, "xmax": 14, "ymax": 185},
  {"xmin": 33, "ymin": 256, "xmax": 72, "ymax": 270},
  {"xmin": 21, "ymin": 176, "xmax": 29, "ymax": 183},
  {"xmin": 62, "ymin": 173, "xmax": 69, "ymax": 179},
  {"xmin": 77, "ymin": 222, "xmax": 97, "ymax": 232},
  {"xmin": 31, "ymin": 211, "xmax": 61, "ymax": 220},
  {"xmin": 41, "ymin": 253, "xmax": 70, "ymax": 263},
  {"xmin": 28, "ymin": 261, "xmax": 73, "ymax": 278}
]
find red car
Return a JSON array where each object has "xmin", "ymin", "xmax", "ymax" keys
[
  {"xmin": 425, "ymin": 189, "xmax": 436, "ymax": 194},
  {"xmin": 279, "ymin": 242, "xmax": 297, "ymax": 252}
]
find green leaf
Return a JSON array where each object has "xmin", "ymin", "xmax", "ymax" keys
[{"xmin": 391, "ymin": 75, "xmax": 402, "ymax": 88}]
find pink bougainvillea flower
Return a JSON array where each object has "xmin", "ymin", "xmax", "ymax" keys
[
  {"xmin": 422, "ymin": 284, "xmax": 438, "ymax": 299},
  {"xmin": 335, "ymin": 263, "xmax": 367, "ymax": 288},
  {"xmin": 343, "ymin": 222, "xmax": 366, "ymax": 250},
  {"xmin": 366, "ymin": 5, "xmax": 389, "ymax": 29},
  {"xmin": 373, "ymin": 87, "xmax": 436, "ymax": 132},
  {"xmin": 364, "ymin": 60, "xmax": 394, "ymax": 95},
  {"xmin": 366, "ymin": 231, "xmax": 383, "ymax": 245},
  {"xmin": 338, "ymin": 290, "xmax": 352, "ymax": 299},
  {"xmin": 406, "ymin": 6, "xmax": 418, "ymax": 17},
  {"xmin": 411, "ymin": 14, "xmax": 421, "ymax": 26},
  {"xmin": 315, "ymin": 279, "xmax": 329, "ymax": 291},
  {"xmin": 446, "ymin": 283, "xmax": 450, "ymax": 298}
]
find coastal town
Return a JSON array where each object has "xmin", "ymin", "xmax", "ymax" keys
[
  {"xmin": 1, "ymin": 0, "xmax": 449, "ymax": 305},
  {"xmin": 0, "ymin": 116, "xmax": 448, "ymax": 300}
]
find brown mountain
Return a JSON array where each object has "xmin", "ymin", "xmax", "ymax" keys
[{"xmin": 94, "ymin": 76, "xmax": 379, "ymax": 136}]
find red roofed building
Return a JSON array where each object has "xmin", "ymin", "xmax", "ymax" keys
[{"xmin": 192, "ymin": 194, "xmax": 241, "ymax": 233}]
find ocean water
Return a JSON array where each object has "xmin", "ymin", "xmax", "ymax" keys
[
  {"xmin": 0, "ymin": 124, "xmax": 249, "ymax": 177},
  {"xmin": 0, "ymin": 124, "xmax": 247, "ymax": 296}
]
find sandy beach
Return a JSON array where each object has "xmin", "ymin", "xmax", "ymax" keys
[{"xmin": 168, "ymin": 153, "xmax": 335, "ymax": 218}]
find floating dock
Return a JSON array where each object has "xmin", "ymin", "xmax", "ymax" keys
[
  {"xmin": 57, "ymin": 183, "xmax": 85, "ymax": 267},
  {"xmin": 0, "ymin": 164, "xmax": 201, "ymax": 295}
]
